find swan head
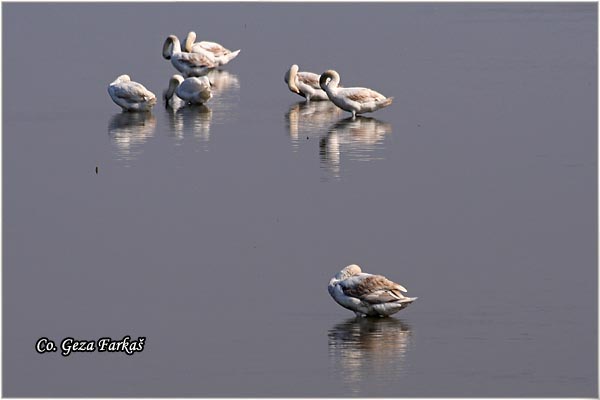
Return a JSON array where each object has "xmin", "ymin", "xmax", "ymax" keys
[
  {"xmin": 329, "ymin": 264, "xmax": 362, "ymax": 287},
  {"xmin": 111, "ymin": 74, "xmax": 131, "ymax": 85},
  {"xmin": 162, "ymin": 35, "xmax": 180, "ymax": 59},
  {"xmin": 184, "ymin": 31, "xmax": 197, "ymax": 52},
  {"xmin": 164, "ymin": 74, "xmax": 185, "ymax": 102},
  {"xmin": 319, "ymin": 70, "xmax": 339, "ymax": 90},
  {"xmin": 284, "ymin": 64, "xmax": 300, "ymax": 94},
  {"xmin": 336, "ymin": 264, "xmax": 362, "ymax": 280}
]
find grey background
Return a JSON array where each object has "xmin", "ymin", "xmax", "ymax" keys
[{"xmin": 3, "ymin": 2, "xmax": 597, "ymax": 397}]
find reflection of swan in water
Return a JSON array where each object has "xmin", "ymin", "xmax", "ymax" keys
[
  {"xmin": 165, "ymin": 104, "xmax": 213, "ymax": 142},
  {"xmin": 319, "ymin": 117, "xmax": 392, "ymax": 178},
  {"xmin": 204, "ymin": 70, "xmax": 240, "ymax": 124},
  {"xmin": 107, "ymin": 112, "xmax": 156, "ymax": 162},
  {"xmin": 206, "ymin": 70, "xmax": 240, "ymax": 93},
  {"xmin": 328, "ymin": 318, "xmax": 412, "ymax": 395},
  {"xmin": 285, "ymin": 101, "xmax": 343, "ymax": 142}
]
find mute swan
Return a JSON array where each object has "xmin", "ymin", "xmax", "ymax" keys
[
  {"xmin": 328, "ymin": 264, "xmax": 417, "ymax": 317},
  {"xmin": 284, "ymin": 64, "xmax": 329, "ymax": 102},
  {"xmin": 164, "ymin": 74, "xmax": 212, "ymax": 106},
  {"xmin": 319, "ymin": 70, "xmax": 393, "ymax": 119},
  {"xmin": 163, "ymin": 35, "xmax": 216, "ymax": 77},
  {"xmin": 184, "ymin": 31, "xmax": 241, "ymax": 67},
  {"xmin": 108, "ymin": 75, "xmax": 157, "ymax": 112}
]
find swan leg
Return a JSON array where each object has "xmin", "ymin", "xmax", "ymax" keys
[{"xmin": 351, "ymin": 110, "xmax": 356, "ymax": 119}]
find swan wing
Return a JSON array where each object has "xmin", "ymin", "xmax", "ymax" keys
[
  {"xmin": 195, "ymin": 41, "xmax": 230, "ymax": 56},
  {"xmin": 340, "ymin": 274, "xmax": 408, "ymax": 304},
  {"xmin": 181, "ymin": 77, "xmax": 210, "ymax": 92},
  {"xmin": 176, "ymin": 52, "xmax": 217, "ymax": 68},
  {"xmin": 344, "ymin": 88, "xmax": 387, "ymax": 103},
  {"xmin": 297, "ymin": 72, "xmax": 321, "ymax": 90},
  {"xmin": 111, "ymin": 82, "xmax": 154, "ymax": 102}
]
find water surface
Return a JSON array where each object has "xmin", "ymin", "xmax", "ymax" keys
[{"xmin": 3, "ymin": 3, "xmax": 597, "ymax": 397}]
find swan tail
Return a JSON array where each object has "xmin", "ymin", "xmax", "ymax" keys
[
  {"xmin": 381, "ymin": 96, "xmax": 394, "ymax": 108},
  {"xmin": 225, "ymin": 49, "xmax": 241, "ymax": 63},
  {"xmin": 398, "ymin": 296, "xmax": 417, "ymax": 303}
]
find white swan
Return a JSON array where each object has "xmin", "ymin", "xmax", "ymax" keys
[
  {"xmin": 108, "ymin": 75, "xmax": 156, "ymax": 112},
  {"xmin": 184, "ymin": 31, "xmax": 241, "ymax": 67},
  {"xmin": 164, "ymin": 74, "xmax": 212, "ymax": 106},
  {"xmin": 319, "ymin": 70, "xmax": 393, "ymax": 118},
  {"xmin": 328, "ymin": 264, "xmax": 417, "ymax": 317},
  {"xmin": 163, "ymin": 35, "xmax": 216, "ymax": 77},
  {"xmin": 284, "ymin": 64, "xmax": 329, "ymax": 102}
]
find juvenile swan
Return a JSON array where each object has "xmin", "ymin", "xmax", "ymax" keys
[
  {"xmin": 108, "ymin": 75, "xmax": 156, "ymax": 112},
  {"xmin": 284, "ymin": 64, "xmax": 329, "ymax": 102},
  {"xmin": 164, "ymin": 74, "xmax": 212, "ymax": 105},
  {"xmin": 163, "ymin": 35, "xmax": 216, "ymax": 77},
  {"xmin": 184, "ymin": 31, "xmax": 241, "ymax": 67},
  {"xmin": 328, "ymin": 264, "xmax": 417, "ymax": 317},
  {"xmin": 319, "ymin": 70, "xmax": 393, "ymax": 118}
]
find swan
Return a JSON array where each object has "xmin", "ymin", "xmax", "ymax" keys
[
  {"xmin": 163, "ymin": 35, "xmax": 216, "ymax": 77},
  {"xmin": 328, "ymin": 264, "xmax": 417, "ymax": 317},
  {"xmin": 164, "ymin": 74, "xmax": 212, "ymax": 106},
  {"xmin": 184, "ymin": 31, "xmax": 241, "ymax": 67},
  {"xmin": 108, "ymin": 75, "xmax": 156, "ymax": 112},
  {"xmin": 319, "ymin": 70, "xmax": 393, "ymax": 119},
  {"xmin": 284, "ymin": 64, "xmax": 329, "ymax": 102}
]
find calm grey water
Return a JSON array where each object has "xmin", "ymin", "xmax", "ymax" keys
[{"xmin": 3, "ymin": 3, "xmax": 597, "ymax": 397}]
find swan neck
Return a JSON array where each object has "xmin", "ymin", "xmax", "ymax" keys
[
  {"xmin": 320, "ymin": 70, "xmax": 340, "ymax": 93},
  {"xmin": 327, "ymin": 71, "xmax": 340, "ymax": 90},
  {"xmin": 184, "ymin": 31, "xmax": 196, "ymax": 52},
  {"xmin": 165, "ymin": 76, "xmax": 182, "ymax": 100},
  {"xmin": 328, "ymin": 277, "xmax": 340, "ymax": 287},
  {"xmin": 287, "ymin": 65, "xmax": 300, "ymax": 93},
  {"xmin": 163, "ymin": 36, "xmax": 181, "ymax": 59}
]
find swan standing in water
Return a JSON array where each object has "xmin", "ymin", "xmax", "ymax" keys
[
  {"xmin": 328, "ymin": 264, "xmax": 417, "ymax": 317},
  {"xmin": 163, "ymin": 35, "xmax": 216, "ymax": 77},
  {"xmin": 284, "ymin": 64, "xmax": 329, "ymax": 102},
  {"xmin": 319, "ymin": 70, "xmax": 393, "ymax": 118},
  {"xmin": 164, "ymin": 74, "xmax": 212, "ymax": 106},
  {"xmin": 108, "ymin": 75, "xmax": 157, "ymax": 112},
  {"xmin": 184, "ymin": 31, "xmax": 241, "ymax": 67}
]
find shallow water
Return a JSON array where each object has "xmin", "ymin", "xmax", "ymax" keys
[{"xmin": 3, "ymin": 3, "xmax": 597, "ymax": 397}]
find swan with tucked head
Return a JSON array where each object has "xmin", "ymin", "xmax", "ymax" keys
[
  {"xmin": 108, "ymin": 75, "xmax": 156, "ymax": 112},
  {"xmin": 164, "ymin": 74, "xmax": 212, "ymax": 106},
  {"xmin": 319, "ymin": 70, "xmax": 393, "ymax": 119},
  {"xmin": 284, "ymin": 64, "xmax": 329, "ymax": 102},
  {"xmin": 163, "ymin": 35, "xmax": 216, "ymax": 77},
  {"xmin": 184, "ymin": 31, "xmax": 241, "ymax": 67},
  {"xmin": 328, "ymin": 264, "xmax": 417, "ymax": 317}
]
